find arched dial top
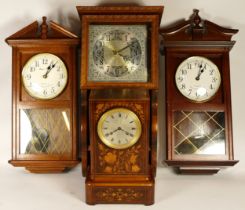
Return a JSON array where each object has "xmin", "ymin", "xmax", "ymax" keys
[
  {"xmin": 97, "ymin": 108, "xmax": 142, "ymax": 149},
  {"xmin": 175, "ymin": 56, "xmax": 221, "ymax": 102},
  {"xmin": 22, "ymin": 53, "xmax": 68, "ymax": 100}
]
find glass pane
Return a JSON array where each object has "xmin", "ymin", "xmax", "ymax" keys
[
  {"xmin": 20, "ymin": 109, "xmax": 71, "ymax": 155},
  {"xmin": 173, "ymin": 111, "xmax": 225, "ymax": 155}
]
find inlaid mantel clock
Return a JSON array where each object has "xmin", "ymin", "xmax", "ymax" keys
[
  {"xmin": 77, "ymin": 6, "xmax": 163, "ymax": 204},
  {"xmin": 6, "ymin": 17, "xmax": 80, "ymax": 173},
  {"xmin": 160, "ymin": 10, "xmax": 238, "ymax": 174}
]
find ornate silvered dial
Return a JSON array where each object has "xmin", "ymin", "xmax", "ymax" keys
[
  {"xmin": 22, "ymin": 53, "xmax": 68, "ymax": 99},
  {"xmin": 89, "ymin": 25, "xmax": 147, "ymax": 82},
  {"xmin": 97, "ymin": 108, "xmax": 142, "ymax": 149},
  {"xmin": 175, "ymin": 56, "xmax": 221, "ymax": 102}
]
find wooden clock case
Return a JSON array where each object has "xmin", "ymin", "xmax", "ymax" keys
[
  {"xmin": 160, "ymin": 10, "xmax": 238, "ymax": 174},
  {"xmin": 6, "ymin": 17, "xmax": 80, "ymax": 173},
  {"xmin": 77, "ymin": 6, "xmax": 163, "ymax": 204}
]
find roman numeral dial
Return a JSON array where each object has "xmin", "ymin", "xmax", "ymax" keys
[{"xmin": 97, "ymin": 108, "xmax": 142, "ymax": 149}]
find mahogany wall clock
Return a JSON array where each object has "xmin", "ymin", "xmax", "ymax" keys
[
  {"xmin": 77, "ymin": 6, "xmax": 163, "ymax": 204},
  {"xmin": 6, "ymin": 17, "xmax": 80, "ymax": 173},
  {"xmin": 160, "ymin": 10, "xmax": 238, "ymax": 174}
]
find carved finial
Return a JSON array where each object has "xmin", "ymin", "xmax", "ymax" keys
[
  {"xmin": 40, "ymin": 16, "xmax": 48, "ymax": 39},
  {"xmin": 192, "ymin": 9, "xmax": 202, "ymax": 28}
]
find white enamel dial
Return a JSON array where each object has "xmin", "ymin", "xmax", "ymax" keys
[
  {"xmin": 97, "ymin": 108, "xmax": 142, "ymax": 149},
  {"xmin": 22, "ymin": 53, "xmax": 68, "ymax": 99},
  {"xmin": 175, "ymin": 56, "xmax": 221, "ymax": 102}
]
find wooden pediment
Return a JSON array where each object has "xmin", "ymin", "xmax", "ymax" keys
[
  {"xmin": 160, "ymin": 9, "xmax": 238, "ymax": 42},
  {"xmin": 6, "ymin": 17, "xmax": 78, "ymax": 45}
]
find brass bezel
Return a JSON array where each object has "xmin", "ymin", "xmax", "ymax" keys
[{"xmin": 97, "ymin": 108, "xmax": 142, "ymax": 149}]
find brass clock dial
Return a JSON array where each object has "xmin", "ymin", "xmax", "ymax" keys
[
  {"xmin": 89, "ymin": 25, "xmax": 147, "ymax": 82},
  {"xmin": 97, "ymin": 108, "xmax": 142, "ymax": 149},
  {"xmin": 175, "ymin": 56, "xmax": 221, "ymax": 102},
  {"xmin": 22, "ymin": 53, "xmax": 68, "ymax": 99}
]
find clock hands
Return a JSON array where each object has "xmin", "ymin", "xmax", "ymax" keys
[
  {"xmin": 112, "ymin": 40, "xmax": 137, "ymax": 56},
  {"xmin": 106, "ymin": 127, "xmax": 134, "ymax": 137},
  {"xmin": 43, "ymin": 61, "xmax": 58, "ymax": 78},
  {"xmin": 195, "ymin": 63, "xmax": 205, "ymax": 81}
]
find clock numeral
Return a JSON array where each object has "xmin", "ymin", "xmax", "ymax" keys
[
  {"xmin": 57, "ymin": 66, "xmax": 60, "ymax": 72},
  {"xmin": 103, "ymin": 127, "xmax": 108, "ymax": 130},
  {"xmin": 60, "ymin": 74, "xmax": 65, "ymax": 79},
  {"xmin": 25, "ymin": 74, "xmax": 31, "ymax": 80},
  {"xmin": 42, "ymin": 58, "xmax": 48, "ymax": 65},
  {"xmin": 105, "ymin": 133, "xmax": 110, "ymax": 137},
  {"xmin": 181, "ymin": 69, "xmax": 187, "ymax": 75},
  {"xmin": 212, "ymin": 77, "xmax": 218, "ymax": 83},
  {"xmin": 187, "ymin": 63, "xmax": 192, "ymax": 69},
  {"xmin": 118, "ymin": 113, "xmax": 121, "ymax": 118},
  {"xmin": 210, "ymin": 69, "xmax": 214, "ymax": 75},
  {"xmin": 111, "ymin": 115, "xmax": 114, "ymax": 119},
  {"xmin": 35, "ymin": 61, "xmax": 39, "ymax": 67},
  {"xmin": 177, "ymin": 76, "xmax": 183, "ymax": 82},
  {"xmin": 210, "ymin": 84, "xmax": 214, "ymax": 89},
  {"xmin": 51, "ymin": 87, "xmax": 55, "ymax": 93},
  {"xmin": 188, "ymin": 88, "xmax": 192, "ymax": 95},
  {"xmin": 30, "ymin": 67, "xmax": 35, "ymax": 72},
  {"xmin": 43, "ymin": 90, "xmax": 47, "ymax": 95},
  {"xmin": 111, "ymin": 138, "xmax": 114, "ymax": 142},
  {"xmin": 180, "ymin": 84, "xmax": 186, "ymax": 89},
  {"xmin": 131, "ymin": 127, "xmax": 136, "ymax": 130},
  {"xmin": 129, "ymin": 121, "xmax": 134, "ymax": 124},
  {"xmin": 57, "ymin": 81, "xmax": 61, "ymax": 87},
  {"xmin": 105, "ymin": 34, "xmax": 111, "ymax": 41}
]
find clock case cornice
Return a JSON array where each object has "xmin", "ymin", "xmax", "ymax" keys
[
  {"xmin": 160, "ymin": 9, "xmax": 238, "ymax": 51},
  {"xmin": 5, "ymin": 16, "xmax": 79, "ymax": 46}
]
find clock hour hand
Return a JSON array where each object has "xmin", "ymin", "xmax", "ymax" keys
[
  {"xmin": 43, "ymin": 61, "xmax": 57, "ymax": 78},
  {"xmin": 114, "ymin": 40, "xmax": 137, "ymax": 55}
]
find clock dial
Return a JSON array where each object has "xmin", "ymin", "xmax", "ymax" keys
[
  {"xmin": 97, "ymin": 108, "xmax": 142, "ymax": 149},
  {"xmin": 175, "ymin": 56, "xmax": 221, "ymax": 102},
  {"xmin": 22, "ymin": 53, "xmax": 68, "ymax": 99},
  {"xmin": 89, "ymin": 25, "xmax": 147, "ymax": 82}
]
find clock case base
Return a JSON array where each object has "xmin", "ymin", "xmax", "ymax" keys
[
  {"xmin": 9, "ymin": 160, "xmax": 79, "ymax": 173},
  {"xmin": 85, "ymin": 175, "xmax": 154, "ymax": 205},
  {"xmin": 165, "ymin": 160, "xmax": 238, "ymax": 175}
]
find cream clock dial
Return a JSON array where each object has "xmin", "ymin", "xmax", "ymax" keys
[
  {"xmin": 22, "ymin": 53, "xmax": 68, "ymax": 99},
  {"xmin": 175, "ymin": 56, "xmax": 221, "ymax": 102},
  {"xmin": 97, "ymin": 108, "xmax": 142, "ymax": 149},
  {"xmin": 89, "ymin": 25, "xmax": 147, "ymax": 82}
]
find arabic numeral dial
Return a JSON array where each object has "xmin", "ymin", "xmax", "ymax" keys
[{"xmin": 175, "ymin": 56, "xmax": 221, "ymax": 102}]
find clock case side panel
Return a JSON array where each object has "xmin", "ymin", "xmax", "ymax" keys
[
  {"xmin": 79, "ymin": 14, "xmax": 160, "ymax": 90},
  {"xmin": 6, "ymin": 18, "xmax": 80, "ymax": 173}
]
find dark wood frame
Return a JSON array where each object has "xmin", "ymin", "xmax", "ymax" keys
[
  {"xmin": 160, "ymin": 10, "xmax": 238, "ymax": 174},
  {"xmin": 6, "ymin": 17, "xmax": 80, "ymax": 173}
]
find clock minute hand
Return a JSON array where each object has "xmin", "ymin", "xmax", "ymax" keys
[
  {"xmin": 43, "ymin": 61, "xmax": 57, "ymax": 78},
  {"xmin": 195, "ymin": 63, "xmax": 205, "ymax": 81},
  {"xmin": 115, "ymin": 40, "xmax": 136, "ymax": 54}
]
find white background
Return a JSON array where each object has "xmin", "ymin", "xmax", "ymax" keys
[{"xmin": 0, "ymin": 0, "xmax": 245, "ymax": 209}]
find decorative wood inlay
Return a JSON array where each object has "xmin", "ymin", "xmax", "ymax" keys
[{"xmin": 95, "ymin": 187, "xmax": 145, "ymax": 202}]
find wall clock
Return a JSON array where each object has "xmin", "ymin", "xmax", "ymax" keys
[
  {"xmin": 160, "ymin": 10, "xmax": 238, "ymax": 174},
  {"xmin": 77, "ymin": 6, "xmax": 163, "ymax": 204},
  {"xmin": 6, "ymin": 17, "xmax": 79, "ymax": 173}
]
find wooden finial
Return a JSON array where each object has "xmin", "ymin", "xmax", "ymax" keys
[
  {"xmin": 40, "ymin": 16, "xmax": 48, "ymax": 39},
  {"xmin": 192, "ymin": 9, "xmax": 202, "ymax": 28}
]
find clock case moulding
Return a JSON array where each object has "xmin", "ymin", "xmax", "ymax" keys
[
  {"xmin": 77, "ymin": 6, "xmax": 163, "ymax": 205},
  {"xmin": 160, "ymin": 9, "xmax": 239, "ymax": 174},
  {"xmin": 6, "ymin": 17, "xmax": 80, "ymax": 173}
]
